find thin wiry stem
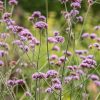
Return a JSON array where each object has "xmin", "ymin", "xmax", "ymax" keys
[
  {"xmin": 35, "ymin": 31, "xmax": 42, "ymax": 100},
  {"xmin": 4, "ymin": 0, "xmax": 7, "ymax": 12},
  {"xmin": 45, "ymin": 0, "xmax": 50, "ymax": 69},
  {"xmin": 77, "ymin": 5, "xmax": 91, "ymax": 40},
  {"xmin": 59, "ymin": 3, "xmax": 72, "ymax": 100}
]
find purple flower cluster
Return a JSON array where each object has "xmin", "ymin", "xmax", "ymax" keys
[
  {"xmin": 45, "ymin": 78, "xmax": 62, "ymax": 93},
  {"xmin": 67, "ymin": 65, "xmax": 78, "ymax": 71},
  {"xmin": 29, "ymin": 11, "xmax": 47, "ymax": 30},
  {"xmin": 82, "ymin": 32, "xmax": 97, "ymax": 40},
  {"xmin": 32, "ymin": 72, "xmax": 46, "ymax": 80},
  {"xmin": 65, "ymin": 64, "xmax": 85, "ymax": 84},
  {"xmin": 45, "ymin": 87, "xmax": 53, "ymax": 93},
  {"xmin": 34, "ymin": 21, "xmax": 48, "ymax": 29},
  {"xmin": 64, "ymin": 74, "xmax": 80, "ymax": 83},
  {"xmin": 48, "ymin": 35, "xmax": 64, "ymax": 44},
  {"xmin": 88, "ymin": 74, "xmax": 99, "ymax": 81},
  {"xmin": 75, "ymin": 50, "xmax": 88, "ymax": 55},
  {"xmin": 29, "ymin": 11, "xmax": 46, "ymax": 21},
  {"xmin": 88, "ymin": 0, "xmax": 94, "ymax": 5},
  {"xmin": 0, "ymin": 33, "xmax": 10, "ymax": 39},
  {"xmin": 63, "ymin": 50, "xmax": 72, "ymax": 57},
  {"xmin": 81, "ymin": 33, "xmax": 89, "ymax": 39},
  {"xmin": 0, "ymin": 42, "xmax": 9, "ymax": 50},
  {"xmin": 7, "ymin": 79, "xmax": 25, "ymax": 86},
  {"xmin": 61, "ymin": 0, "xmax": 83, "ymax": 23},
  {"xmin": 80, "ymin": 58, "xmax": 96, "ymax": 68},
  {"xmin": 49, "ymin": 54, "xmax": 58, "ymax": 61},
  {"xmin": 46, "ymin": 70, "xmax": 58, "ymax": 78},
  {"xmin": 0, "ymin": 60, "xmax": 4, "ymax": 66},
  {"xmin": 71, "ymin": 2, "xmax": 81, "ymax": 9},
  {"xmin": 94, "ymin": 26, "xmax": 100, "ymax": 30},
  {"xmin": 88, "ymin": 74, "xmax": 100, "ymax": 87},
  {"xmin": 82, "ymin": 32, "xmax": 100, "ymax": 51},
  {"xmin": 0, "ymin": 50, "xmax": 8, "ymax": 57},
  {"xmin": 52, "ymin": 45, "xmax": 60, "ymax": 51},
  {"xmin": 2, "ymin": 13, "xmax": 40, "ymax": 53},
  {"xmin": 9, "ymin": 0, "xmax": 18, "ymax": 6}
]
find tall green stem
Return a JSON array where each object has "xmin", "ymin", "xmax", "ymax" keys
[{"xmin": 45, "ymin": 0, "xmax": 50, "ymax": 69}]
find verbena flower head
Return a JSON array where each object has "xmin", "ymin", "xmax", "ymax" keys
[
  {"xmin": 88, "ymin": 0, "xmax": 94, "ymax": 5},
  {"xmin": 46, "ymin": 70, "xmax": 58, "ymax": 78},
  {"xmin": 15, "ymin": 79, "xmax": 25, "ymax": 85},
  {"xmin": 82, "ymin": 33, "xmax": 89, "ymax": 38},
  {"xmin": 34, "ymin": 21, "xmax": 48, "ymax": 29},
  {"xmin": 94, "ymin": 81, "xmax": 100, "ymax": 86},
  {"xmin": 32, "ymin": 72, "xmax": 46, "ymax": 80},
  {"xmin": 76, "ymin": 70, "xmax": 85, "ymax": 76},
  {"xmin": 71, "ymin": 2, "xmax": 81, "ymax": 8},
  {"xmin": 80, "ymin": 58, "xmax": 96, "ymax": 68},
  {"xmin": 55, "ymin": 36, "xmax": 65, "ymax": 43},
  {"xmin": 45, "ymin": 87, "xmax": 53, "ymax": 93},
  {"xmin": 70, "ymin": 9, "xmax": 79, "ymax": 17},
  {"xmin": 2, "ymin": 13, "xmax": 11, "ymax": 20},
  {"xmin": 51, "ymin": 78, "xmax": 61, "ymax": 84},
  {"xmin": 76, "ymin": 16, "xmax": 83, "ymax": 22},
  {"xmin": 53, "ymin": 31, "xmax": 60, "ymax": 36},
  {"xmin": 96, "ymin": 38, "xmax": 100, "ymax": 42},
  {"xmin": 49, "ymin": 54, "xmax": 58, "ymax": 60},
  {"xmin": 63, "ymin": 50, "xmax": 72, "ymax": 57},
  {"xmin": 59, "ymin": 56, "xmax": 68, "ymax": 62},
  {"xmin": 0, "ymin": 60, "xmax": 4, "ymax": 66},
  {"xmin": 32, "ymin": 11, "xmax": 41, "ymax": 18},
  {"xmin": 93, "ymin": 43, "xmax": 100, "ymax": 48},
  {"xmin": 94, "ymin": 26, "xmax": 100, "ymax": 30},
  {"xmin": 39, "ymin": 15, "xmax": 46, "ymax": 21},
  {"xmin": 25, "ymin": 91, "xmax": 32, "ymax": 97},
  {"xmin": 52, "ymin": 45, "xmax": 60, "ymax": 51},
  {"xmin": 90, "ymin": 33, "xmax": 97, "ymax": 39},
  {"xmin": 75, "ymin": 50, "xmax": 88, "ymax": 55},
  {"xmin": 48, "ymin": 37, "xmax": 57, "ymax": 43},
  {"xmin": 7, "ymin": 80, "xmax": 15, "ymax": 86},
  {"xmin": 9, "ymin": 0, "xmax": 18, "ymax": 5},
  {"xmin": 86, "ymin": 55, "xmax": 94, "ymax": 59},
  {"xmin": 64, "ymin": 76, "xmax": 72, "ymax": 83},
  {"xmin": 89, "ymin": 74, "xmax": 99, "ymax": 81},
  {"xmin": 55, "ymin": 60, "xmax": 63, "ymax": 66},
  {"xmin": 52, "ymin": 83, "xmax": 62, "ymax": 90},
  {"xmin": 0, "ymin": 50, "xmax": 8, "ymax": 57},
  {"xmin": 67, "ymin": 65, "xmax": 78, "ymax": 71}
]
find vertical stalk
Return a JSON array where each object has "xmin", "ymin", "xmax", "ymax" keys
[
  {"xmin": 59, "ymin": 3, "xmax": 72, "ymax": 100},
  {"xmin": 35, "ymin": 30, "xmax": 42, "ymax": 100},
  {"xmin": 4, "ymin": 0, "xmax": 7, "ymax": 12},
  {"xmin": 78, "ymin": 5, "xmax": 91, "ymax": 40},
  {"xmin": 45, "ymin": 0, "xmax": 50, "ymax": 69}
]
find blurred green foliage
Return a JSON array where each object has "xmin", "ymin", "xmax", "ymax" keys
[{"xmin": 18, "ymin": 0, "xmax": 100, "ymax": 17}]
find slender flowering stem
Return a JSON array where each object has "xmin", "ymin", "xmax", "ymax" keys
[
  {"xmin": 35, "ymin": 30, "xmax": 42, "ymax": 100},
  {"xmin": 4, "ymin": 0, "xmax": 7, "ymax": 12},
  {"xmin": 77, "ymin": 5, "xmax": 91, "ymax": 40},
  {"xmin": 59, "ymin": 3, "xmax": 72, "ymax": 100},
  {"xmin": 45, "ymin": 0, "xmax": 50, "ymax": 69}
]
